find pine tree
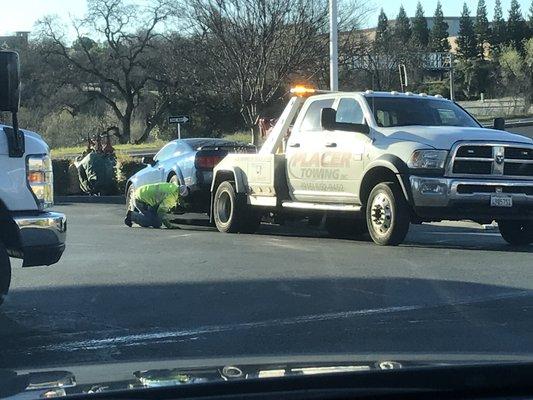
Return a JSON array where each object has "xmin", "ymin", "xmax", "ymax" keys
[
  {"xmin": 457, "ymin": 3, "xmax": 477, "ymax": 59},
  {"xmin": 375, "ymin": 9, "xmax": 391, "ymax": 50},
  {"xmin": 492, "ymin": 0, "xmax": 507, "ymax": 47},
  {"xmin": 394, "ymin": 5, "xmax": 412, "ymax": 44},
  {"xmin": 507, "ymin": 0, "xmax": 527, "ymax": 50},
  {"xmin": 411, "ymin": 1, "xmax": 430, "ymax": 48},
  {"xmin": 474, "ymin": 0, "xmax": 491, "ymax": 58},
  {"xmin": 429, "ymin": 1, "xmax": 451, "ymax": 52}
]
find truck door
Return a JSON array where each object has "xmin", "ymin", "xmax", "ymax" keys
[
  {"xmin": 286, "ymin": 96, "xmax": 370, "ymax": 204},
  {"xmin": 324, "ymin": 97, "xmax": 370, "ymax": 204},
  {"xmin": 286, "ymin": 98, "xmax": 334, "ymax": 202}
]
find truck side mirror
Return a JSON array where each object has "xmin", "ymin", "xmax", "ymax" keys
[
  {"xmin": 493, "ymin": 117, "xmax": 505, "ymax": 131},
  {"xmin": 321, "ymin": 107, "xmax": 370, "ymax": 134},
  {"xmin": 321, "ymin": 108, "xmax": 336, "ymax": 131},
  {"xmin": 0, "ymin": 51, "xmax": 20, "ymax": 112}
]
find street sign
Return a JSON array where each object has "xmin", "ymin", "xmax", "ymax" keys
[{"xmin": 169, "ymin": 116, "xmax": 189, "ymax": 124}]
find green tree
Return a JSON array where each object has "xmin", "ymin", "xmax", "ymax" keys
[
  {"xmin": 411, "ymin": 1, "xmax": 429, "ymax": 48},
  {"xmin": 498, "ymin": 39, "xmax": 533, "ymax": 109},
  {"xmin": 375, "ymin": 9, "xmax": 391, "ymax": 50},
  {"xmin": 527, "ymin": 0, "xmax": 533, "ymax": 39},
  {"xmin": 474, "ymin": 0, "xmax": 491, "ymax": 58},
  {"xmin": 429, "ymin": 1, "xmax": 450, "ymax": 52},
  {"xmin": 492, "ymin": 0, "xmax": 507, "ymax": 47},
  {"xmin": 507, "ymin": 0, "xmax": 527, "ymax": 50},
  {"xmin": 394, "ymin": 6, "xmax": 411, "ymax": 44},
  {"xmin": 457, "ymin": 3, "xmax": 477, "ymax": 59}
]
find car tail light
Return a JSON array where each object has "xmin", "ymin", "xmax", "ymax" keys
[
  {"xmin": 195, "ymin": 154, "xmax": 224, "ymax": 170},
  {"xmin": 27, "ymin": 155, "xmax": 54, "ymax": 209}
]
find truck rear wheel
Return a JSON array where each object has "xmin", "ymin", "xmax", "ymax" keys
[
  {"xmin": 325, "ymin": 216, "xmax": 368, "ymax": 238},
  {"xmin": 0, "ymin": 243, "xmax": 11, "ymax": 306},
  {"xmin": 366, "ymin": 182, "xmax": 410, "ymax": 246},
  {"xmin": 497, "ymin": 220, "xmax": 533, "ymax": 245},
  {"xmin": 213, "ymin": 181, "xmax": 260, "ymax": 234}
]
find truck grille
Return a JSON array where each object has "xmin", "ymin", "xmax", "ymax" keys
[
  {"xmin": 457, "ymin": 184, "xmax": 533, "ymax": 195},
  {"xmin": 450, "ymin": 143, "xmax": 533, "ymax": 178}
]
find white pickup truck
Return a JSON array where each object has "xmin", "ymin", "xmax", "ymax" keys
[
  {"xmin": 0, "ymin": 51, "xmax": 66, "ymax": 304},
  {"xmin": 210, "ymin": 86, "xmax": 533, "ymax": 246}
]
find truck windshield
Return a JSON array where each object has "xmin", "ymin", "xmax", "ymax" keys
[{"xmin": 366, "ymin": 96, "xmax": 480, "ymax": 128}]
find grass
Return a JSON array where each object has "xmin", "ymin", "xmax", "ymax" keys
[
  {"xmin": 223, "ymin": 131, "xmax": 253, "ymax": 144},
  {"xmin": 51, "ymin": 132, "xmax": 253, "ymax": 159},
  {"xmin": 51, "ymin": 140, "xmax": 167, "ymax": 159}
]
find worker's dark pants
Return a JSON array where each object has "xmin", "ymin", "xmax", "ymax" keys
[{"xmin": 131, "ymin": 200, "xmax": 162, "ymax": 228}]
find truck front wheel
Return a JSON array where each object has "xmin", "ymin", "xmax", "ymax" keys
[
  {"xmin": 213, "ymin": 181, "xmax": 260, "ymax": 234},
  {"xmin": 0, "ymin": 243, "xmax": 11, "ymax": 306},
  {"xmin": 497, "ymin": 220, "xmax": 533, "ymax": 245},
  {"xmin": 366, "ymin": 182, "xmax": 410, "ymax": 246}
]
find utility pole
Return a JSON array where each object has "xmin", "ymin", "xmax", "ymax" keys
[
  {"xmin": 329, "ymin": 0, "xmax": 339, "ymax": 91},
  {"xmin": 449, "ymin": 53, "xmax": 455, "ymax": 101}
]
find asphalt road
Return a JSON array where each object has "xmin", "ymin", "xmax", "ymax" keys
[{"xmin": 1, "ymin": 203, "xmax": 533, "ymax": 369}]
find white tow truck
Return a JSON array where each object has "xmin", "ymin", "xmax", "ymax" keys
[
  {"xmin": 0, "ymin": 51, "xmax": 67, "ymax": 305},
  {"xmin": 210, "ymin": 86, "xmax": 533, "ymax": 246}
]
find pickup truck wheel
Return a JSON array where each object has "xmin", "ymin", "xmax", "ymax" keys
[
  {"xmin": 0, "ymin": 244, "xmax": 11, "ymax": 306},
  {"xmin": 497, "ymin": 220, "xmax": 533, "ymax": 245},
  {"xmin": 366, "ymin": 182, "xmax": 410, "ymax": 246},
  {"xmin": 213, "ymin": 181, "xmax": 242, "ymax": 233},
  {"xmin": 325, "ymin": 216, "xmax": 368, "ymax": 238}
]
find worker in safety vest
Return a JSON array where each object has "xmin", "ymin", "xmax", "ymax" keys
[{"xmin": 124, "ymin": 182, "xmax": 186, "ymax": 228}]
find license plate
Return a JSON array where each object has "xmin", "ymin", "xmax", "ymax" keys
[{"xmin": 490, "ymin": 195, "xmax": 513, "ymax": 208}]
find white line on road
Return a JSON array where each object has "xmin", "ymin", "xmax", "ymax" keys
[{"xmin": 42, "ymin": 290, "xmax": 532, "ymax": 352}]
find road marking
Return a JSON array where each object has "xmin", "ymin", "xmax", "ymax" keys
[{"xmin": 40, "ymin": 290, "xmax": 532, "ymax": 352}]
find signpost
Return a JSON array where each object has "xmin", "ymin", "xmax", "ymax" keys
[{"xmin": 168, "ymin": 115, "xmax": 189, "ymax": 139}]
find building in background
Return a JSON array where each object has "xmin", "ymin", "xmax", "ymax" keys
[{"xmin": 0, "ymin": 31, "xmax": 30, "ymax": 50}]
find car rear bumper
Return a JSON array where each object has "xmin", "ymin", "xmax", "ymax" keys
[{"xmin": 11, "ymin": 211, "xmax": 67, "ymax": 267}]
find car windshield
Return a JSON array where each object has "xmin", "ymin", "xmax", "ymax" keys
[
  {"xmin": 1, "ymin": 0, "xmax": 533, "ymax": 398},
  {"xmin": 366, "ymin": 96, "xmax": 480, "ymax": 128}
]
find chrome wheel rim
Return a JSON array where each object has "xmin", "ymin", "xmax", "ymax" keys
[
  {"xmin": 217, "ymin": 191, "xmax": 232, "ymax": 224},
  {"xmin": 370, "ymin": 192, "xmax": 393, "ymax": 236}
]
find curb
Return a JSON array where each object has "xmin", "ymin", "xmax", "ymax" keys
[{"xmin": 56, "ymin": 195, "xmax": 125, "ymax": 205}]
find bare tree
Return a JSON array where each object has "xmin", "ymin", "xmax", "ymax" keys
[
  {"xmin": 187, "ymin": 0, "xmax": 369, "ymax": 143},
  {"xmin": 38, "ymin": 0, "xmax": 174, "ymax": 143}
]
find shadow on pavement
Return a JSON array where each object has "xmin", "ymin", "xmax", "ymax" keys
[{"xmin": 1, "ymin": 277, "xmax": 532, "ymax": 368}]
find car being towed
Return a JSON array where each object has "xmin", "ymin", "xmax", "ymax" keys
[{"xmin": 126, "ymin": 138, "xmax": 255, "ymax": 213}]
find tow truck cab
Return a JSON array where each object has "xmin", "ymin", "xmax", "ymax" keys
[
  {"xmin": 0, "ymin": 51, "xmax": 67, "ymax": 305},
  {"xmin": 211, "ymin": 87, "xmax": 533, "ymax": 246}
]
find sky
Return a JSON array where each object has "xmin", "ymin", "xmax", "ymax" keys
[{"xmin": 0, "ymin": 0, "xmax": 531, "ymax": 36}]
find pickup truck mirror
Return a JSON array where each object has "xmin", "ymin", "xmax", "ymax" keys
[
  {"xmin": 321, "ymin": 107, "xmax": 370, "ymax": 134},
  {"xmin": 493, "ymin": 117, "xmax": 506, "ymax": 131},
  {"xmin": 0, "ymin": 51, "xmax": 20, "ymax": 112},
  {"xmin": 142, "ymin": 155, "xmax": 156, "ymax": 166}
]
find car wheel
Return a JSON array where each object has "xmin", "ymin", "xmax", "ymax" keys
[
  {"xmin": 497, "ymin": 220, "xmax": 533, "ymax": 245},
  {"xmin": 0, "ymin": 244, "xmax": 11, "ymax": 306},
  {"xmin": 325, "ymin": 215, "xmax": 368, "ymax": 238},
  {"xmin": 366, "ymin": 182, "xmax": 410, "ymax": 246},
  {"xmin": 126, "ymin": 184, "xmax": 135, "ymax": 212}
]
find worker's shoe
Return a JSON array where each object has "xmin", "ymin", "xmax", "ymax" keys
[{"xmin": 124, "ymin": 211, "xmax": 133, "ymax": 227}]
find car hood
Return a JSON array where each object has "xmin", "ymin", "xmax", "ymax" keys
[
  {"xmin": 5, "ymin": 354, "xmax": 533, "ymax": 399},
  {"xmin": 374, "ymin": 126, "xmax": 533, "ymax": 149}
]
